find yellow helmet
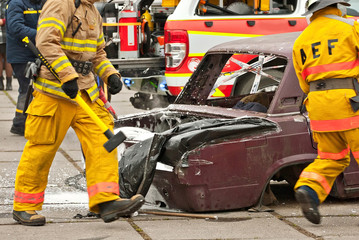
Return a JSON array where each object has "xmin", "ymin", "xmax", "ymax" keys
[{"xmin": 303, "ymin": 0, "xmax": 351, "ymax": 16}]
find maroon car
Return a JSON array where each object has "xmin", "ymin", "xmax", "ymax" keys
[{"xmin": 115, "ymin": 32, "xmax": 359, "ymax": 213}]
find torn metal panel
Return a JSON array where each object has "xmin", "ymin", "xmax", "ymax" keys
[
  {"xmin": 118, "ymin": 117, "xmax": 279, "ymax": 198},
  {"xmin": 119, "ymin": 133, "xmax": 168, "ymax": 198},
  {"xmin": 160, "ymin": 117, "xmax": 278, "ymax": 167}
]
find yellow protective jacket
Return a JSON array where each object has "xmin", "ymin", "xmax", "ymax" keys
[
  {"xmin": 292, "ymin": 7, "xmax": 359, "ymax": 132},
  {"xmin": 34, "ymin": 0, "xmax": 119, "ymax": 102}
]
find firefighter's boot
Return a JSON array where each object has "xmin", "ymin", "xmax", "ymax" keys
[
  {"xmin": 99, "ymin": 194, "xmax": 145, "ymax": 223},
  {"xmin": 295, "ymin": 186, "xmax": 321, "ymax": 224},
  {"xmin": 6, "ymin": 77, "xmax": 12, "ymax": 91},
  {"xmin": 13, "ymin": 210, "xmax": 46, "ymax": 226},
  {"xmin": 0, "ymin": 76, "xmax": 3, "ymax": 90}
]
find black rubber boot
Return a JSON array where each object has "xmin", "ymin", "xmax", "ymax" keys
[
  {"xmin": 0, "ymin": 76, "xmax": 3, "ymax": 90},
  {"xmin": 10, "ymin": 125, "xmax": 25, "ymax": 136},
  {"xmin": 295, "ymin": 188, "xmax": 321, "ymax": 224},
  {"xmin": 99, "ymin": 194, "xmax": 145, "ymax": 223},
  {"xmin": 6, "ymin": 77, "xmax": 12, "ymax": 90},
  {"xmin": 13, "ymin": 210, "xmax": 46, "ymax": 226}
]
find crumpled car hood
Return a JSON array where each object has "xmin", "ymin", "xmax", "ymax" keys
[{"xmin": 118, "ymin": 116, "xmax": 279, "ymax": 198}]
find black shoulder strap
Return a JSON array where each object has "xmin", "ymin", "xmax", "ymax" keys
[{"xmin": 75, "ymin": 0, "xmax": 81, "ymax": 8}]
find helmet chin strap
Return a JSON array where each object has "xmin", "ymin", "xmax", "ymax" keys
[
  {"xmin": 337, "ymin": 3, "xmax": 347, "ymax": 16},
  {"xmin": 306, "ymin": 15, "xmax": 312, "ymax": 24}
]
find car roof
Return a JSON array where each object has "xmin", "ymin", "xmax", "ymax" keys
[{"xmin": 206, "ymin": 31, "xmax": 302, "ymax": 59}]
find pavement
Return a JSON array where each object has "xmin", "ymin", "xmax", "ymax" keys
[{"xmin": 1, "ymin": 80, "xmax": 359, "ymax": 240}]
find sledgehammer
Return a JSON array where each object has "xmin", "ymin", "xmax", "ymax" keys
[{"xmin": 22, "ymin": 37, "xmax": 125, "ymax": 152}]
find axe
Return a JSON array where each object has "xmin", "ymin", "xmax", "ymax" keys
[{"xmin": 22, "ymin": 37, "xmax": 125, "ymax": 152}]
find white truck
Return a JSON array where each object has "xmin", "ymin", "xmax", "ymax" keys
[{"xmin": 96, "ymin": 0, "xmax": 359, "ymax": 109}]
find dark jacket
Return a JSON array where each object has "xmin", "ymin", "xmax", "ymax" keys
[
  {"xmin": 5, "ymin": 0, "xmax": 44, "ymax": 63},
  {"xmin": 0, "ymin": 0, "xmax": 7, "ymax": 44}
]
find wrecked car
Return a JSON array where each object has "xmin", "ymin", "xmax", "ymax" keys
[{"xmin": 115, "ymin": 31, "xmax": 359, "ymax": 213}]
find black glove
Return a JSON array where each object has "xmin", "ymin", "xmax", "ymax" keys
[
  {"xmin": 61, "ymin": 78, "xmax": 78, "ymax": 99},
  {"xmin": 108, "ymin": 74, "xmax": 123, "ymax": 95}
]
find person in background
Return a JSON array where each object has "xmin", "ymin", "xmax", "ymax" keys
[
  {"xmin": 0, "ymin": 0, "xmax": 12, "ymax": 91},
  {"xmin": 6, "ymin": 0, "xmax": 45, "ymax": 135}
]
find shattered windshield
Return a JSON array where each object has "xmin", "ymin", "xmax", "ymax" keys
[
  {"xmin": 210, "ymin": 53, "xmax": 286, "ymax": 96},
  {"xmin": 206, "ymin": 53, "xmax": 287, "ymax": 112}
]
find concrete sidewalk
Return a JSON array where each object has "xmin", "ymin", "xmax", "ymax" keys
[{"xmin": 1, "ymin": 80, "xmax": 359, "ymax": 240}]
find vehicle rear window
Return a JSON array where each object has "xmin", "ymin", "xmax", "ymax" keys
[{"xmin": 197, "ymin": 0, "xmax": 298, "ymax": 16}]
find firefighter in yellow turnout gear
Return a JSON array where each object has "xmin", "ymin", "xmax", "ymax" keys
[
  {"xmin": 292, "ymin": 0, "xmax": 359, "ymax": 224},
  {"xmin": 12, "ymin": 0, "xmax": 144, "ymax": 226}
]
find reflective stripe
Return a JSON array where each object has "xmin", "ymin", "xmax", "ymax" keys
[
  {"xmin": 87, "ymin": 84, "xmax": 100, "ymax": 101},
  {"xmin": 310, "ymin": 115, "xmax": 359, "ymax": 131},
  {"xmin": 34, "ymin": 77, "xmax": 69, "ymax": 99},
  {"xmin": 14, "ymin": 190, "xmax": 44, "ymax": 204},
  {"xmin": 165, "ymin": 73, "xmax": 192, "ymax": 77},
  {"xmin": 61, "ymin": 38, "xmax": 97, "ymax": 52},
  {"xmin": 95, "ymin": 60, "xmax": 112, "ymax": 77},
  {"xmin": 318, "ymin": 147, "xmax": 349, "ymax": 160},
  {"xmin": 300, "ymin": 171, "xmax": 331, "ymax": 194},
  {"xmin": 52, "ymin": 56, "xmax": 72, "ymax": 73},
  {"xmin": 23, "ymin": 10, "xmax": 41, "ymax": 14},
  {"xmin": 97, "ymin": 33, "xmax": 104, "ymax": 46},
  {"xmin": 16, "ymin": 108, "xmax": 23, "ymax": 114},
  {"xmin": 34, "ymin": 77, "xmax": 99, "ymax": 102},
  {"xmin": 38, "ymin": 17, "xmax": 66, "ymax": 37},
  {"xmin": 188, "ymin": 53, "xmax": 205, "ymax": 57},
  {"xmin": 352, "ymin": 151, "xmax": 359, "ymax": 159},
  {"xmin": 88, "ymin": 182, "xmax": 119, "ymax": 198},
  {"xmin": 302, "ymin": 59, "xmax": 359, "ymax": 80}
]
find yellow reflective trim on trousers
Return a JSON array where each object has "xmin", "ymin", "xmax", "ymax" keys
[
  {"xmin": 95, "ymin": 61, "xmax": 112, "ymax": 77},
  {"xmin": 34, "ymin": 77, "xmax": 99, "ymax": 101},
  {"xmin": 52, "ymin": 56, "xmax": 72, "ymax": 73},
  {"xmin": 61, "ymin": 38, "xmax": 97, "ymax": 52},
  {"xmin": 16, "ymin": 109, "xmax": 23, "ymax": 114},
  {"xmin": 300, "ymin": 171, "xmax": 331, "ymax": 195},
  {"xmin": 97, "ymin": 33, "xmax": 104, "ymax": 46},
  {"xmin": 23, "ymin": 10, "xmax": 41, "ymax": 14},
  {"xmin": 38, "ymin": 17, "xmax": 66, "ymax": 37}
]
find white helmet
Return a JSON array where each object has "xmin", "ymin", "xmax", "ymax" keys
[{"xmin": 303, "ymin": 0, "xmax": 351, "ymax": 16}]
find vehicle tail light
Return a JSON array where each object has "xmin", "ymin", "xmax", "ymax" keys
[{"xmin": 164, "ymin": 30, "xmax": 189, "ymax": 71}]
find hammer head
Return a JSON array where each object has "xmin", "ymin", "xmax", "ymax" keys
[{"xmin": 103, "ymin": 130, "xmax": 126, "ymax": 152}]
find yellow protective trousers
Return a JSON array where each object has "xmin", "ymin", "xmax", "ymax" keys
[
  {"xmin": 13, "ymin": 90, "xmax": 119, "ymax": 213},
  {"xmin": 294, "ymin": 129, "xmax": 359, "ymax": 203}
]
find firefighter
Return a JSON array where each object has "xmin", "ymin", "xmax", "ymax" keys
[
  {"xmin": 292, "ymin": 0, "xmax": 358, "ymax": 224},
  {"xmin": 12, "ymin": 0, "xmax": 144, "ymax": 226}
]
